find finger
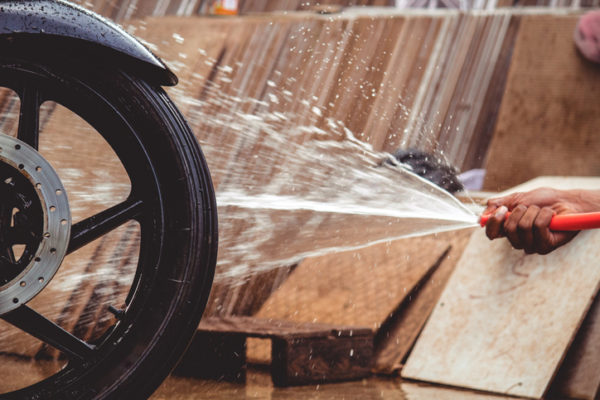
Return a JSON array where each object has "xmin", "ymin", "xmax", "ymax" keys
[
  {"xmin": 486, "ymin": 206, "xmax": 508, "ymax": 240},
  {"xmin": 518, "ymin": 205, "xmax": 540, "ymax": 254},
  {"xmin": 483, "ymin": 203, "xmax": 499, "ymax": 216},
  {"xmin": 533, "ymin": 207, "xmax": 555, "ymax": 254},
  {"xmin": 552, "ymin": 231, "xmax": 579, "ymax": 252},
  {"xmin": 482, "ymin": 205, "xmax": 498, "ymax": 216},
  {"xmin": 504, "ymin": 204, "xmax": 527, "ymax": 249},
  {"xmin": 484, "ymin": 195, "xmax": 511, "ymax": 215}
]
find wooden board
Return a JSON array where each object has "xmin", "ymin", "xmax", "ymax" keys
[
  {"xmin": 71, "ymin": 0, "xmax": 392, "ymax": 23},
  {"xmin": 487, "ymin": 176, "xmax": 600, "ymax": 399},
  {"xmin": 198, "ymin": 316, "xmax": 371, "ymax": 338},
  {"xmin": 549, "ymin": 293, "xmax": 600, "ymax": 400},
  {"xmin": 402, "ymin": 224, "xmax": 600, "ymax": 398},
  {"xmin": 246, "ymin": 231, "xmax": 466, "ymax": 364},
  {"xmin": 373, "ymin": 228, "xmax": 473, "ymax": 374},
  {"xmin": 483, "ymin": 15, "xmax": 600, "ymax": 191},
  {"xmin": 494, "ymin": 176, "xmax": 600, "ymax": 197},
  {"xmin": 177, "ymin": 316, "xmax": 373, "ymax": 386},
  {"xmin": 401, "ymin": 382, "xmax": 522, "ymax": 400},
  {"xmin": 254, "ymin": 232, "xmax": 460, "ymax": 330}
]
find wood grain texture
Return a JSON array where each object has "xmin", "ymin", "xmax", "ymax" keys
[
  {"xmin": 254, "ymin": 232, "xmax": 460, "ymax": 330},
  {"xmin": 271, "ymin": 334, "xmax": 373, "ymax": 386},
  {"xmin": 198, "ymin": 315, "xmax": 371, "ymax": 338},
  {"xmin": 247, "ymin": 231, "xmax": 467, "ymax": 365},
  {"xmin": 66, "ymin": 0, "xmax": 390, "ymax": 22},
  {"xmin": 179, "ymin": 316, "xmax": 373, "ymax": 385},
  {"xmin": 484, "ymin": 15, "xmax": 600, "ymax": 191},
  {"xmin": 373, "ymin": 228, "xmax": 473, "ymax": 374},
  {"xmin": 401, "ymin": 382, "xmax": 520, "ymax": 400},
  {"xmin": 549, "ymin": 294, "xmax": 600, "ymax": 400},
  {"xmin": 402, "ymin": 228, "xmax": 600, "ymax": 398}
]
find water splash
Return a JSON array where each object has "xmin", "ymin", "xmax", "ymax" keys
[
  {"xmin": 168, "ymin": 66, "xmax": 481, "ymax": 283},
  {"xmin": 0, "ymin": 28, "xmax": 484, "ymax": 289}
]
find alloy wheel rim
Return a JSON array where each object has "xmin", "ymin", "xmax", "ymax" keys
[{"xmin": 0, "ymin": 133, "xmax": 71, "ymax": 315}]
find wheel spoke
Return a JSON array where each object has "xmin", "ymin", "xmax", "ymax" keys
[
  {"xmin": 68, "ymin": 198, "xmax": 144, "ymax": 254},
  {"xmin": 4, "ymin": 246, "xmax": 15, "ymax": 264},
  {"xmin": 2, "ymin": 305, "xmax": 95, "ymax": 361},
  {"xmin": 17, "ymin": 84, "xmax": 41, "ymax": 149}
]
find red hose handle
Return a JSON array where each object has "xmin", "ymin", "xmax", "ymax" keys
[{"xmin": 480, "ymin": 211, "xmax": 600, "ymax": 231}]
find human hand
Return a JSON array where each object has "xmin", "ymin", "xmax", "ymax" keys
[{"xmin": 482, "ymin": 188, "xmax": 581, "ymax": 254}]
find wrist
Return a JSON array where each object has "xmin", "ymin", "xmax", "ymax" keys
[{"xmin": 562, "ymin": 189, "xmax": 600, "ymax": 213}]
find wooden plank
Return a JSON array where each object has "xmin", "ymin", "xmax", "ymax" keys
[
  {"xmin": 438, "ymin": 15, "xmax": 510, "ymax": 168},
  {"xmin": 402, "ymin": 182, "xmax": 600, "ymax": 399},
  {"xmin": 367, "ymin": 16, "xmax": 440, "ymax": 152},
  {"xmin": 179, "ymin": 316, "xmax": 373, "ymax": 385},
  {"xmin": 483, "ymin": 15, "xmax": 600, "ymax": 191},
  {"xmin": 198, "ymin": 316, "xmax": 371, "ymax": 338},
  {"xmin": 465, "ymin": 16, "xmax": 520, "ymax": 171},
  {"xmin": 271, "ymin": 334, "xmax": 373, "ymax": 386},
  {"xmin": 549, "ymin": 293, "xmax": 600, "ymax": 400},
  {"xmin": 401, "ymin": 382, "xmax": 521, "ymax": 400},
  {"xmin": 254, "ymin": 232, "xmax": 458, "ymax": 330},
  {"xmin": 247, "ymin": 231, "xmax": 466, "ymax": 365},
  {"xmin": 373, "ymin": 227, "xmax": 473, "ymax": 374}
]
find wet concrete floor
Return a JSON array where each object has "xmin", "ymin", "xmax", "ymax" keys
[
  {"xmin": 0, "ymin": 355, "xmax": 511, "ymax": 399},
  {"xmin": 151, "ymin": 367, "xmax": 509, "ymax": 400}
]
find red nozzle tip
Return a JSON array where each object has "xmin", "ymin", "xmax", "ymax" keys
[{"xmin": 479, "ymin": 215, "xmax": 489, "ymax": 227}]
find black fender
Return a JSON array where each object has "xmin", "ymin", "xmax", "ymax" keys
[{"xmin": 0, "ymin": 0, "xmax": 177, "ymax": 86}]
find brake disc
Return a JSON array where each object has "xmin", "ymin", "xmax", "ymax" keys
[{"xmin": 0, "ymin": 133, "xmax": 70, "ymax": 314}]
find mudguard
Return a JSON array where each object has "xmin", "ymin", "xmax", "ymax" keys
[{"xmin": 0, "ymin": 0, "xmax": 177, "ymax": 85}]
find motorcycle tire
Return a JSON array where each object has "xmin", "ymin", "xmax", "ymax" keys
[{"xmin": 0, "ymin": 47, "xmax": 218, "ymax": 399}]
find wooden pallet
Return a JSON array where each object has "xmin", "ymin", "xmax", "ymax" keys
[{"xmin": 174, "ymin": 316, "xmax": 373, "ymax": 386}]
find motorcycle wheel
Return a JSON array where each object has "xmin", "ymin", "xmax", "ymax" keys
[{"xmin": 0, "ymin": 48, "xmax": 218, "ymax": 399}]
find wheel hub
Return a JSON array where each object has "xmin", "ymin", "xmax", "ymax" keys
[{"xmin": 0, "ymin": 134, "xmax": 70, "ymax": 314}]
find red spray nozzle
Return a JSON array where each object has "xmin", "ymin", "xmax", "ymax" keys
[{"xmin": 479, "ymin": 211, "xmax": 600, "ymax": 231}]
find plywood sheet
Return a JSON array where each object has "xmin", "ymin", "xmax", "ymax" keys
[
  {"xmin": 402, "ymin": 228, "xmax": 600, "ymax": 398},
  {"xmin": 483, "ymin": 15, "xmax": 600, "ymax": 191},
  {"xmin": 456, "ymin": 176, "xmax": 600, "ymax": 398},
  {"xmin": 255, "ymin": 232, "xmax": 459, "ymax": 330},
  {"xmin": 246, "ymin": 232, "xmax": 464, "ymax": 363},
  {"xmin": 373, "ymin": 228, "xmax": 473, "ymax": 374},
  {"xmin": 402, "ymin": 382, "xmax": 520, "ymax": 400},
  {"xmin": 550, "ymin": 293, "xmax": 600, "ymax": 400},
  {"xmin": 494, "ymin": 176, "xmax": 600, "ymax": 196}
]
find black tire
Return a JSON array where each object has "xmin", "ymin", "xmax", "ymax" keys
[{"xmin": 0, "ymin": 49, "xmax": 218, "ymax": 399}]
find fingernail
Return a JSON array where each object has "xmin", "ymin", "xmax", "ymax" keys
[{"xmin": 496, "ymin": 206, "xmax": 508, "ymax": 217}]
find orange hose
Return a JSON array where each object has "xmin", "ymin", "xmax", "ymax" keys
[{"xmin": 479, "ymin": 211, "xmax": 600, "ymax": 231}]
